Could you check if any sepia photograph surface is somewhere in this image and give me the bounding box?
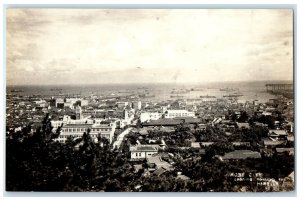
[5,8,294,192]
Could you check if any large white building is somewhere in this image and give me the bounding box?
[140,112,162,123]
[80,100,89,107]
[55,121,116,143]
[51,113,116,143]
[163,110,195,119]
[90,122,116,143]
[56,124,93,143]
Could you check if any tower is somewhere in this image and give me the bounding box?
[123,109,129,120]
[76,105,82,120]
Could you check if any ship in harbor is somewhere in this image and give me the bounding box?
[11,89,24,92]
[219,88,235,92]
[170,95,184,98]
[223,94,243,98]
[50,88,62,91]
[199,95,216,98]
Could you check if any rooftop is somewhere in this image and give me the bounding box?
[269,130,287,136]
[174,117,203,124]
[92,123,113,128]
[276,148,294,155]
[130,145,158,152]
[165,110,194,114]
[222,150,261,160]
[191,142,201,148]
[63,124,93,128]
[176,174,190,181]
[143,119,182,126]
[263,140,285,146]
[153,167,168,176]
[143,118,203,126]
[236,123,250,129]
[147,156,171,170]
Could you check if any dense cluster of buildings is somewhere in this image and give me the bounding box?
[6,84,294,191]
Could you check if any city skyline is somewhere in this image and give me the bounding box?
[6,9,293,85]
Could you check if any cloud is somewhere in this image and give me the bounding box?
[6,9,293,85]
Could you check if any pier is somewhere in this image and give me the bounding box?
[265,84,293,92]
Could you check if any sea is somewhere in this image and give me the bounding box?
[6,81,293,104]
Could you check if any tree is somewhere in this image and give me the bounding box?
[237,111,249,123]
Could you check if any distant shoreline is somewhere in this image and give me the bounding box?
[6,80,293,87]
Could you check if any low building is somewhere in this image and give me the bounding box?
[174,117,203,124]
[64,102,74,109]
[200,142,214,147]
[142,118,202,127]
[263,140,286,147]
[232,142,251,147]
[176,173,190,181]
[198,124,207,131]
[142,119,181,127]
[190,142,201,148]
[269,129,288,140]
[130,145,159,160]
[236,122,250,129]
[275,148,294,156]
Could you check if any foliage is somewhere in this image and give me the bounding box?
[6,115,135,191]
[6,114,294,192]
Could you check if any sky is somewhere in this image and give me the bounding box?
[6,9,293,85]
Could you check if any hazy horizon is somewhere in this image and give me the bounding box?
[6,9,293,85]
[6,79,294,87]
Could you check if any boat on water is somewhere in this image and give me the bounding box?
[170,95,184,98]
[139,94,155,98]
[191,88,203,91]
[220,88,235,92]
[11,89,24,92]
[144,95,155,98]
[223,94,243,98]
[200,95,216,98]
[50,88,62,91]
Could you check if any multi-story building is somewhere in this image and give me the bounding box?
[132,101,142,110]
[140,112,162,123]
[64,102,74,109]
[56,98,64,108]
[49,97,56,107]
[55,120,116,143]
[80,100,89,107]
[51,115,96,131]
[116,102,129,109]
[163,110,195,119]
[90,121,116,143]
[51,120,64,131]
[75,105,82,120]
[55,124,93,143]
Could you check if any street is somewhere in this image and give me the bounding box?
[112,127,133,150]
